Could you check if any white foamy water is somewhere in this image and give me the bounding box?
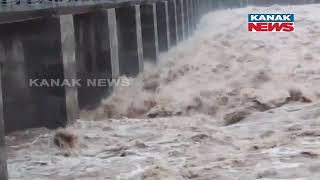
[7,4,320,180]
[84,4,320,123]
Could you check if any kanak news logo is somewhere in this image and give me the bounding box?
[248,14,294,32]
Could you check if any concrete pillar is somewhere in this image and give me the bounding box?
[202,0,207,14]
[156,1,170,52]
[205,0,210,12]
[60,15,79,123]
[208,0,214,11]
[181,0,186,40]
[195,0,200,21]
[183,0,190,38]
[207,0,210,12]
[212,0,219,9]
[188,0,194,33]
[168,0,178,46]
[236,0,242,7]
[116,5,143,76]
[164,1,170,49]
[141,3,159,62]
[176,0,184,41]
[107,8,120,78]
[239,0,244,7]
[0,62,7,180]
[193,0,199,27]
[245,0,249,7]
[136,5,144,72]
[210,0,214,11]
[197,0,201,16]
[217,0,223,9]
[199,0,205,15]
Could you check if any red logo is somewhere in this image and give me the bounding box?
[248,14,294,32]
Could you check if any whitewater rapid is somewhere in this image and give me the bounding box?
[7,4,320,180]
[81,4,320,125]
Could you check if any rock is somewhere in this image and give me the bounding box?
[260,130,275,138]
[256,170,277,179]
[53,128,78,149]
[224,110,251,126]
[301,151,318,158]
[298,130,320,137]
[287,89,312,103]
[131,140,148,148]
[146,106,173,118]
[251,99,272,111]
[287,125,303,132]
[143,80,160,91]
[191,133,210,142]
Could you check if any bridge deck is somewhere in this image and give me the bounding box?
[0,0,157,24]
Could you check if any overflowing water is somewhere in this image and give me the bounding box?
[84,4,320,124]
[7,4,320,180]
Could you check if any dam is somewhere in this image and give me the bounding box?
[1,0,320,179]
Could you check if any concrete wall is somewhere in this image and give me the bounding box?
[183,0,190,37]
[0,16,78,179]
[167,0,178,46]
[176,0,184,41]
[0,0,205,134]
[0,63,7,180]
[74,11,113,109]
[0,1,205,131]
[141,2,159,62]
[0,18,68,133]
[156,1,170,52]
[188,0,195,33]
[0,0,206,132]
[116,4,143,76]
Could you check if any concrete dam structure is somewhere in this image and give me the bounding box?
[0,0,220,135]
[0,0,320,179]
